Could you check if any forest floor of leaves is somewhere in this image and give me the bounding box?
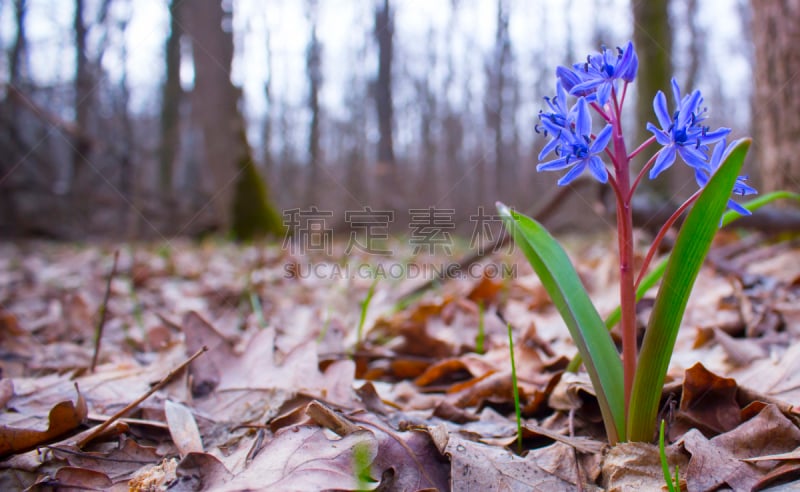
[0,230,799,491]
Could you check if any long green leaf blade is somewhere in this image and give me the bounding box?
[566,190,798,373]
[498,203,625,443]
[627,139,750,441]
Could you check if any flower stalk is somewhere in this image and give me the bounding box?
[509,40,757,442]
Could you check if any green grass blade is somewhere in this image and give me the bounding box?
[627,139,750,441]
[565,189,798,373]
[357,278,378,345]
[498,203,625,443]
[507,322,523,454]
[476,300,486,354]
[659,420,677,492]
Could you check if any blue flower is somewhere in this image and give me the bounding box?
[557,41,639,106]
[538,80,571,132]
[536,81,574,160]
[694,139,757,216]
[537,98,613,186]
[646,78,730,179]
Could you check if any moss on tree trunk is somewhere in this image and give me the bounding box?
[231,144,284,240]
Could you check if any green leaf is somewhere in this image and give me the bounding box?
[721,190,800,227]
[565,189,799,374]
[497,203,625,443]
[627,139,750,441]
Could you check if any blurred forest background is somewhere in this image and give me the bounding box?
[0,0,797,240]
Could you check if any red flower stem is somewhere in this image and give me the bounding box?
[590,101,612,123]
[634,190,701,289]
[610,90,637,417]
[628,135,657,162]
[629,148,660,199]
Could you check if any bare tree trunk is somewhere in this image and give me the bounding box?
[9,0,27,85]
[158,0,183,205]
[72,0,93,215]
[632,0,673,191]
[306,20,322,205]
[485,0,516,201]
[115,8,134,236]
[373,0,399,207]
[0,0,28,233]
[185,0,239,228]
[185,0,282,237]
[751,0,800,194]
[262,30,275,184]
[416,28,438,202]
[682,0,704,91]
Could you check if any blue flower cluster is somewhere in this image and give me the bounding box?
[646,78,729,178]
[535,41,756,213]
[536,42,638,186]
[556,41,638,106]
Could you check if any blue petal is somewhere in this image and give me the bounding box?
[571,79,602,96]
[575,98,591,137]
[540,117,565,136]
[694,168,709,187]
[650,145,676,178]
[653,91,671,129]
[557,66,583,92]
[647,123,672,146]
[618,41,638,81]
[671,78,682,105]
[555,80,568,109]
[588,156,608,183]
[726,199,752,216]
[678,145,708,169]
[734,179,758,196]
[538,136,561,161]
[557,161,587,186]
[708,139,727,169]
[700,127,731,145]
[677,90,703,129]
[590,124,613,153]
[537,157,571,171]
[596,82,613,106]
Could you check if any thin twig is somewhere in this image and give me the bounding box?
[78,346,208,449]
[91,250,120,372]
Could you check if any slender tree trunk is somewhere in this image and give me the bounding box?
[306,23,322,205]
[0,0,28,232]
[159,0,183,205]
[185,0,239,228]
[262,30,274,184]
[10,0,27,85]
[486,0,515,200]
[751,0,800,194]
[632,0,671,177]
[373,0,400,207]
[72,0,92,213]
[185,0,282,237]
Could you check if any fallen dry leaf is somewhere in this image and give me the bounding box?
[675,362,741,437]
[0,385,87,458]
[602,441,688,492]
[211,425,377,491]
[165,400,204,457]
[439,432,586,490]
[0,235,797,490]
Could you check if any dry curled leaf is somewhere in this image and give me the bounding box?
[0,385,86,458]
